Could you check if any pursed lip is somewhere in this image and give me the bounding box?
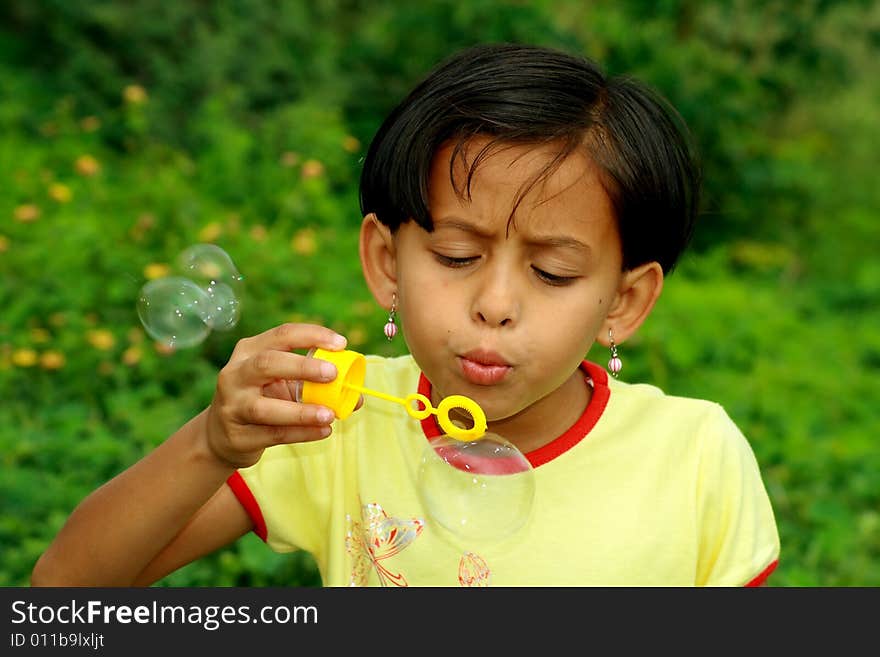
[458,349,513,385]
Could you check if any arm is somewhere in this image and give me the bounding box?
[31,323,348,587]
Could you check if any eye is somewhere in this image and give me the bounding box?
[434,253,480,268]
[532,266,578,286]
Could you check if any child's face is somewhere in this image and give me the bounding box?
[393,137,625,429]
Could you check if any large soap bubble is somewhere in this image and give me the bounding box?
[417,432,535,543]
[137,244,244,349]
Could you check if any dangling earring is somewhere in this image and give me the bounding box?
[383,293,398,341]
[607,329,622,378]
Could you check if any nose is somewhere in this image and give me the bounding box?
[471,262,519,327]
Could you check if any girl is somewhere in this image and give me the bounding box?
[32,43,779,587]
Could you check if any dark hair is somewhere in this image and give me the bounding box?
[359,43,701,274]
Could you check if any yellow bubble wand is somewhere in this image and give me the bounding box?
[300,349,487,441]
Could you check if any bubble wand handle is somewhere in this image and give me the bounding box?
[343,383,433,419]
[344,382,487,442]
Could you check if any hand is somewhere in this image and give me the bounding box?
[205,323,350,469]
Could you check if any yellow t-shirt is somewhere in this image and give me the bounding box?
[229,355,780,586]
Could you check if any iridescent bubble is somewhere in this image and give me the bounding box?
[417,432,535,543]
[136,244,244,349]
[137,276,212,349]
[176,244,244,330]
[199,281,240,331]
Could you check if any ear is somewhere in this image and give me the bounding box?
[359,213,398,309]
[596,261,664,346]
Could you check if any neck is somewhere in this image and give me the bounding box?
[486,369,591,454]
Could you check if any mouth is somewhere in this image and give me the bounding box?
[458,349,513,386]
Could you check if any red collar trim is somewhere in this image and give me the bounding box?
[418,360,610,468]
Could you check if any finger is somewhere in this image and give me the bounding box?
[267,424,334,445]
[240,397,337,427]
[240,349,339,387]
[263,379,295,402]
[234,323,347,358]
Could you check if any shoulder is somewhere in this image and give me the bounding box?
[605,377,757,463]
[606,377,734,433]
[609,381,771,507]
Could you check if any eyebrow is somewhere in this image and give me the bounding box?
[433,217,592,253]
[432,217,494,239]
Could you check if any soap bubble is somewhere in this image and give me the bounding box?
[137,244,244,349]
[417,432,535,543]
[176,244,244,330]
[137,277,212,349]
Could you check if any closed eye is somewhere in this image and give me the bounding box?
[533,266,578,286]
[434,253,480,268]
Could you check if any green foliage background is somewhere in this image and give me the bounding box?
[1,0,878,586]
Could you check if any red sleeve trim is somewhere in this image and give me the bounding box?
[226,471,268,542]
[745,559,778,587]
[418,360,610,468]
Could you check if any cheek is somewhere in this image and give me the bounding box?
[400,267,455,308]
[552,294,610,353]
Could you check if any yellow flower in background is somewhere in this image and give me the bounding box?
[48,313,67,327]
[347,326,367,347]
[0,235,9,253]
[280,151,300,168]
[154,341,175,356]
[225,213,241,235]
[352,300,376,317]
[75,154,101,177]
[87,329,116,351]
[291,228,318,256]
[249,225,268,242]
[143,263,171,280]
[123,84,148,104]
[40,351,66,370]
[136,213,156,230]
[198,221,223,242]
[29,328,50,343]
[49,183,72,203]
[342,136,361,153]
[14,204,40,222]
[130,213,156,241]
[12,349,38,367]
[80,116,101,132]
[122,346,142,366]
[127,328,145,344]
[300,159,325,179]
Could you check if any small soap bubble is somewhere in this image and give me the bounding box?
[177,244,244,291]
[137,276,212,349]
[200,281,240,330]
[417,432,535,543]
[177,244,244,330]
[136,244,244,349]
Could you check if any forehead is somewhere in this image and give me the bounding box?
[427,137,615,236]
